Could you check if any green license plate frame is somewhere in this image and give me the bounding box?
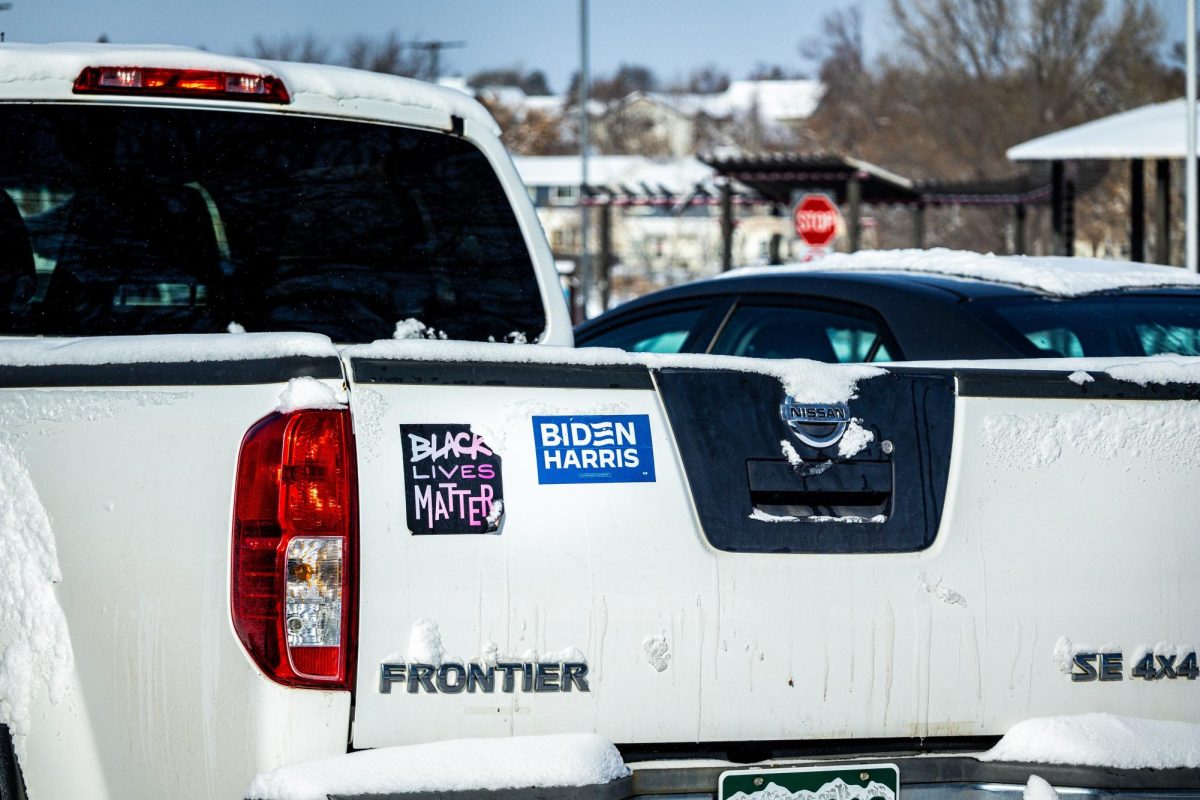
[718,762,900,800]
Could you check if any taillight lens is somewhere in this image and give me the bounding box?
[73,67,291,103]
[232,409,357,688]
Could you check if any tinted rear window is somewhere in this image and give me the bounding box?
[0,105,544,342]
[979,294,1200,358]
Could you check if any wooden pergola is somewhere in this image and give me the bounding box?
[1008,99,1188,263]
[700,152,1100,267]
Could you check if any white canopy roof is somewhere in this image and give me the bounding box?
[1007,99,1186,161]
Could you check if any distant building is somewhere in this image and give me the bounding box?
[449,78,825,156]
[512,155,802,305]
[610,80,825,154]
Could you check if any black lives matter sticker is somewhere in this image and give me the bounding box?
[400,424,503,535]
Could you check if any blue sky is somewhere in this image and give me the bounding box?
[8,1,1189,93]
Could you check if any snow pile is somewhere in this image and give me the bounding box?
[345,340,884,405]
[1105,357,1200,385]
[0,441,73,761]
[1067,370,1094,385]
[1050,637,1120,674]
[406,618,449,667]
[1024,775,1059,800]
[245,734,629,800]
[393,318,447,340]
[274,377,346,413]
[837,420,874,458]
[724,249,1200,296]
[981,714,1200,768]
[0,332,336,367]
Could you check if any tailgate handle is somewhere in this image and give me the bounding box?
[747,460,892,520]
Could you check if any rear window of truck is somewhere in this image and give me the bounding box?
[0,105,545,343]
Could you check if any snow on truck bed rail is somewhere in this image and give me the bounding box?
[344,339,885,403]
[725,248,1200,296]
[245,734,629,800]
[982,714,1200,770]
[0,332,338,367]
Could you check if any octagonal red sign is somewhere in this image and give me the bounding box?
[793,193,840,247]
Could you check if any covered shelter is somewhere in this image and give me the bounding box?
[700,152,916,267]
[700,152,1101,265]
[1007,99,1187,262]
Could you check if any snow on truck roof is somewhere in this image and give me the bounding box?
[0,42,498,132]
[725,248,1200,297]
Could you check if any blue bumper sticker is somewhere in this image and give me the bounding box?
[532,415,656,484]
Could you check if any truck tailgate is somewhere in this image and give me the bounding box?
[345,348,1200,751]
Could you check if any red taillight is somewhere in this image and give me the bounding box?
[73,66,291,104]
[232,409,357,689]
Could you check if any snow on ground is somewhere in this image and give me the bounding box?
[244,734,629,800]
[724,249,1200,296]
[0,332,336,367]
[981,714,1200,769]
[274,377,346,413]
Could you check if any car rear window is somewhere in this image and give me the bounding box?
[979,294,1200,357]
[0,105,544,343]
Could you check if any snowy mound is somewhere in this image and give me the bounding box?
[245,734,629,800]
[981,713,1200,769]
[726,248,1200,297]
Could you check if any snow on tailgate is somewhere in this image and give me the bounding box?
[725,248,1200,296]
[344,340,885,403]
[245,734,628,800]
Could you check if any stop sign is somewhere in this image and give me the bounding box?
[793,193,840,247]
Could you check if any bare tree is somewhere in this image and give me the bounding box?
[240,33,332,64]
[803,0,1180,254]
[344,32,425,78]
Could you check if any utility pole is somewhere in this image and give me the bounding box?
[577,0,591,321]
[411,39,465,82]
[1188,0,1197,272]
[0,3,13,43]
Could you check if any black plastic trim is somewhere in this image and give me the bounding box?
[952,369,1200,400]
[0,356,342,387]
[350,359,653,390]
[0,725,22,800]
[655,368,954,553]
[629,756,1200,795]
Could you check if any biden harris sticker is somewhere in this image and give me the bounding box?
[532,415,655,484]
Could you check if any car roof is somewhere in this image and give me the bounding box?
[0,42,498,133]
[722,248,1200,297]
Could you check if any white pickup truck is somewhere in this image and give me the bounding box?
[0,44,1197,800]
